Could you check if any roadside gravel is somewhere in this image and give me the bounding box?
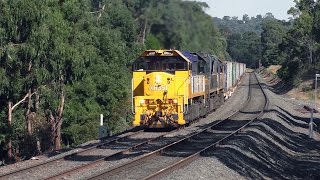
[161,157,246,180]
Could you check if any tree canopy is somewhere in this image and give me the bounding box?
[214,13,292,68]
[277,0,320,85]
[0,0,228,164]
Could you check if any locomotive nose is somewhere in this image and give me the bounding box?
[155,75,162,84]
[155,111,163,118]
[144,72,173,96]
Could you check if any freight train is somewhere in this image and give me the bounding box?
[132,50,246,128]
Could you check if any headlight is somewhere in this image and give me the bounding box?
[173,99,178,104]
[155,75,162,84]
[140,99,145,105]
[139,99,149,105]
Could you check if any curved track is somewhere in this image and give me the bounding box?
[0,73,252,180]
[40,77,251,179]
[87,72,268,180]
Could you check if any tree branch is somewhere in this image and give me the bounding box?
[11,92,36,111]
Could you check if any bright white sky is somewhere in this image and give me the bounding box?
[200,0,296,20]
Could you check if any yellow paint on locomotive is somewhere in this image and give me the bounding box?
[132,50,191,128]
[132,50,247,128]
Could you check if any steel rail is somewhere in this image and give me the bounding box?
[143,72,268,180]
[1,73,250,180]
[0,129,145,178]
[45,126,186,180]
[45,118,210,179]
[88,73,255,180]
[1,93,212,180]
[45,74,252,179]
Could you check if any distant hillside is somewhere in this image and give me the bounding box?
[213,13,293,68]
[213,13,293,37]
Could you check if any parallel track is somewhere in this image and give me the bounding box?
[88,72,267,180]
[1,73,251,180]
[41,76,250,180]
[45,110,214,179]
[0,109,202,179]
[0,128,145,179]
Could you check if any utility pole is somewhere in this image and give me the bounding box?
[310,74,320,138]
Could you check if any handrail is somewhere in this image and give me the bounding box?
[131,78,135,115]
[184,77,189,114]
[175,76,189,114]
[203,76,206,106]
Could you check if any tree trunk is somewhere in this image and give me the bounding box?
[6,92,36,161]
[139,18,147,45]
[7,102,13,161]
[46,109,55,151]
[54,90,65,150]
[36,136,41,154]
[26,89,32,136]
[35,93,41,154]
[35,93,40,111]
[55,120,62,150]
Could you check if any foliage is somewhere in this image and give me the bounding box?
[127,0,229,59]
[213,13,290,36]
[261,20,289,66]
[227,32,261,67]
[215,13,292,68]
[0,0,228,163]
[277,0,320,84]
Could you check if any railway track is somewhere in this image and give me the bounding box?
[44,116,210,179]
[33,80,248,179]
[0,73,251,180]
[0,111,203,179]
[0,128,146,179]
[40,75,250,180]
[87,72,267,180]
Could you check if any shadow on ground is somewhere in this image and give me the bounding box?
[259,73,293,95]
[203,106,320,180]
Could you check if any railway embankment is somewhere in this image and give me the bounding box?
[163,72,320,180]
[2,72,320,180]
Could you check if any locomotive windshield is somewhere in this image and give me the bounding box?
[133,56,188,72]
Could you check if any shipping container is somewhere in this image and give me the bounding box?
[232,62,236,87]
[225,62,233,90]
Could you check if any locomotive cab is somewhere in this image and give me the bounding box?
[132,50,190,128]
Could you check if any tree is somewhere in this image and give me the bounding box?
[261,20,288,66]
[0,0,49,161]
[227,32,261,67]
[243,14,250,23]
[277,0,320,84]
[0,0,231,164]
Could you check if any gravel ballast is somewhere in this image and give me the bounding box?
[67,74,251,180]
[1,73,250,180]
[163,72,320,180]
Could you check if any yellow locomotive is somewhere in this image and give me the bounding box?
[132,50,245,128]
